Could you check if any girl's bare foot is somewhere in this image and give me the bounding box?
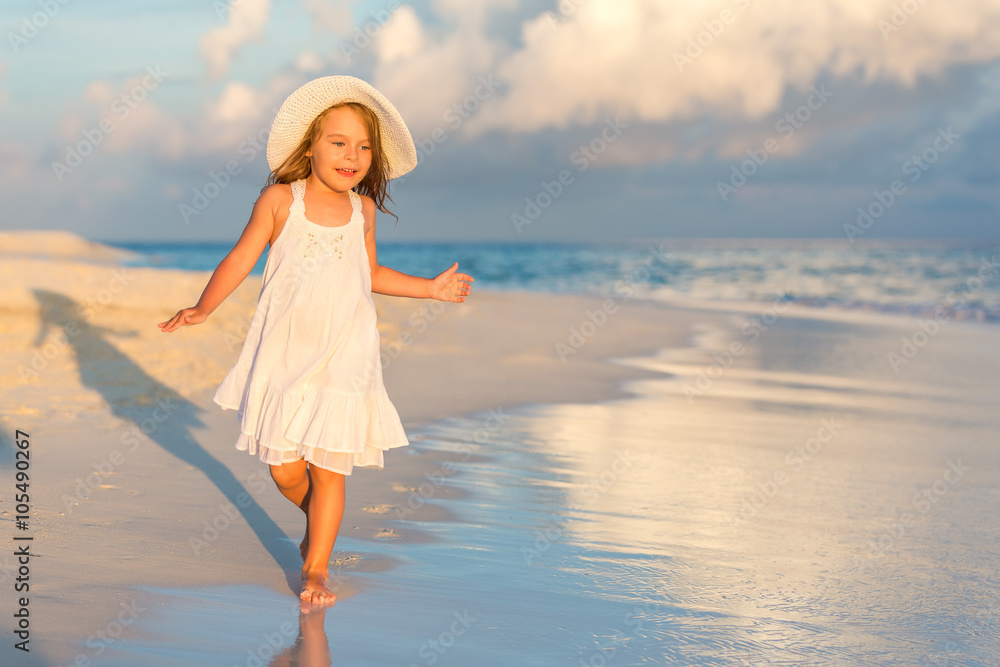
[300,570,336,606]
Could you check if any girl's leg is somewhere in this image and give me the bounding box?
[300,464,345,605]
[269,461,313,558]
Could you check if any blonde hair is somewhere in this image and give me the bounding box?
[264,102,397,222]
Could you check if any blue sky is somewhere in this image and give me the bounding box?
[1,0,999,243]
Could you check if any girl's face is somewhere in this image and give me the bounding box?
[305,106,373,191]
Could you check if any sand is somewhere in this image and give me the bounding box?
[0,231,725,664]
[1,231,997,665]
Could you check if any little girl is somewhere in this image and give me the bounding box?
[159,76,473,605]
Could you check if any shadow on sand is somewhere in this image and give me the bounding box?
[32,289,303,594]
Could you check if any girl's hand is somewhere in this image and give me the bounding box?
[158,307,208,332]
[429,262,474,302]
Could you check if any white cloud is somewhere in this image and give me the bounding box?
[370,0,516,137]
[199,0,271,79]
[50,72,186,162]
[475,0,1000,132]
[35,0,1000,186]
[367,0,1000,162]
[295,50,324,72]
[191,70,307,155]
[301,0,356,39]
[101,103,186,161]
[375,5,423,64]
[83,80,114,105]
[50,67,310,168]
[207,81,262,125]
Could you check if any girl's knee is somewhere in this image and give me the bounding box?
[308,464,345,486]
[269,462,306,488]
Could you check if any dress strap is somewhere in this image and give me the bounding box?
[347,189,362,222]
[290,179,306,211]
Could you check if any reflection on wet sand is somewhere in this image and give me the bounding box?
[509,317,1000,663]
[269,603,332,667]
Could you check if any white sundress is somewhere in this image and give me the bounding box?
[213,178,409,474]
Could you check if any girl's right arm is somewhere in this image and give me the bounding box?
[158,185,283,333]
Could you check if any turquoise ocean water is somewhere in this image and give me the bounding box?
[107,238,1000,321]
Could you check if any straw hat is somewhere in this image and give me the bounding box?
[266,75,418,179]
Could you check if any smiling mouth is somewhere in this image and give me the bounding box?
[336,168,357,175]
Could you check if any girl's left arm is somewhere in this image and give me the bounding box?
[363,197,473,302]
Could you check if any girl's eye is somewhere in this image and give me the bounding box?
[361,145,370,151]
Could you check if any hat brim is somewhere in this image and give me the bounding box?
[266,75,418,179]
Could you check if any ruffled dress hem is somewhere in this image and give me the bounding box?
[213,360,409,476]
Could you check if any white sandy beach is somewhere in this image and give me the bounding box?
[1,231,998,665]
